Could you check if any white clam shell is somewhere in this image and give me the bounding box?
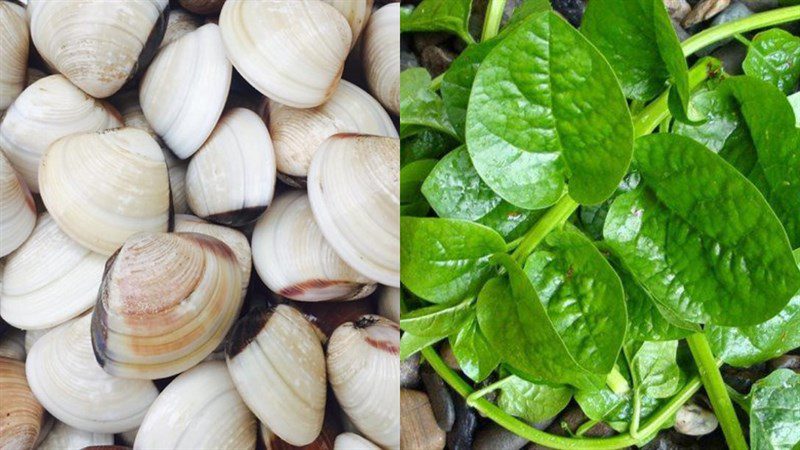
[252,191,376,302]
[0,74,122,192]
[25,68,48,88]
[140,23,232,159]
[38,127,170,256]
[364,3,400,115]
[225,305,326,446]
[134,361,257,450]
[24,327,52,354]
[321,0,372,47]
[37,421,114,450]
[159,7,201,49]
[0,151,36,257]
[1,356,45,449]
[219,0,352,108]
[0,2,28,110]
[26,315,159,433]
[334,432,380,450]
[1,213,105,330]
[0,328,26,361]
[307,135,400,287]
[28,0,168,98]
[185,107,276,226]
[327,315,400,450]
[378,287,400,323]
[267,80,398,180]
[91,232,243,379]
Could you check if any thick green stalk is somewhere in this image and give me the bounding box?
[606,366,631,395]
[481,0,508,42]
[511,195,579,263]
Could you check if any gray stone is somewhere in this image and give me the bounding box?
[768,354,800,372]
[420,46,457,77]
[664,0,692,21]
[420,364,456,432]
[738,0,779,12]
[401,353,421,389]
[711,1,753,27]
[474,424,529,450]
[711,41,748,75]
[671,18,691,42]
[447,394,478,450]
[674,403,719,436]
[683,0,731,27]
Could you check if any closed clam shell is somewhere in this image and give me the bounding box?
[38,127,170,256]
[185,107,276,226]
[0,357,45,449]
[219,0,352,108]
[25,68,48,88]
[159,8,201,49]
[24,327,51,354]
[0,151,36,257]
[28,0,168,98]
[140,23,232,159]
[134,361,257,450]
[307,135,400,287]
[225,305,326,446]
[0,74,122,192]
[0,328,26,361]
[321,0,372,46]
[252,191,376,302]
[0,2,28,110]
[363,3,400,115]
[334,432,380,450]
[178,0,225,15]
[266,80,397,182]
[327,315,400,449]
[91,232,243,379]
[1,213,105,330]
[37,421,114,450]
[26,315,159,433]
[378,287,400,323]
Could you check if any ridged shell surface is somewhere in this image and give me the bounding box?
[307,135,400,286]
[0,75,122,192]
[140,23,232,159]
[321,0,372,46]
[0,151,36,257]
[378,287,400,323]
[364,3,400,115]
[159,8,201,49]
[0,357,45,450]
[28,0,168,98]
[0,2,28,110]
[219,0,352,108]
[0,329,26,361]
[134,361,257,450]
[1,213,106,330]
[38,127,170,256]
[37,421,114,450]
[334,432,380,450]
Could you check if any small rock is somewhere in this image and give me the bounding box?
[420,364,456,432]
[738,0,779,11]
[401,353,421,389]
[473,423,529,450]
[711,1,753,26]
[674,403,719,436]
[401,389,447,450]
[440,341,461,371]
[671,18,691,42]
[722,363,767,393]
[642,430,692,450]
[412,32,451,55]
[470,0,490,40]
[683,0,731,27]
[401,49,419,71]
[768,354,800,373]
[421,46,457,77]
[710,41,747,75]
[447,393,478,450]
[545,404,616,438]
[664,0,691,21]
[552,0,586,28]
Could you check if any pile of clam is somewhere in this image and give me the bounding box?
[0,0,399,449]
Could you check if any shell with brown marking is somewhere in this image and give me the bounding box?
[0,356,45,449]
[363,3,399,115]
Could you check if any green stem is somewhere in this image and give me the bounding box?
[466,376,512,406]
[431,73,444,91]
[681,6,800,56]
[481,0,508,42]
[422,347,703,450]
[630,390,643,440]
[511,195,579,263]
[606,366,631,395]
[575,419,600,437]
[505,236,524,252]
[733,33,752,46]
[686,333,749,450]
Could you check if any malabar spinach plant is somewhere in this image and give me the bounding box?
[400,0,800,449]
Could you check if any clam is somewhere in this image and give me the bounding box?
[290,297,376,338]
[226,305,326,446]
[1,213,106,330]
[28,0,168,98]
[334,432,380,450]
[38,127,170,256]
[327,315,400,449]
[378,287,400,323]
[266,80,397,184]
[185,107,276,226]
[25,68,48,87]
[178,0,225,15]
[134,361,257,450]
[91,232,243,379]
[159,8,202,50]
[24,327,51,354]
[219,0,352,108]
[363,3,400,115]
[0,2,28,110]
[37,421,114,450]
[0,357,46,449]
[0,151,36,257]
[0,328,26,361]
[0,74,122,192]
[307,135,400,287]
[322,0,373,46]
[260,403,342,450]
[252,190,376,302]
[140,23,232,159]
[26,315,159,433]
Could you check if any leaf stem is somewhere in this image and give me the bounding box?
[732,33,752,46]
[511,195,579,263]
[575,419,600,437]
[481,0,508,42]
[606,365,631,395]
[430,73,444,91]
[686,333,749,450]
[466,375,512,406]
[630,390,643,440]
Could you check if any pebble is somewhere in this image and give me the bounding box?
[552,0,586,28]
[722,363,767,393]
[738,0,779,11]
[664,0,692,22]
[671,18,691,42]
[768,354,800,373]
[401,389,447,450]
[711,41,747,74]
[440,341,461,371]
[401,353,421,389]
[711,1,753,27]
[674,403,719,436]
[420,364,456,432]
[545,404,615,438]
[447,393,478,450]
[421,46,457,77]
[683,0,731,27]
[474,424,529,450]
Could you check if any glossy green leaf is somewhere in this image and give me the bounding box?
[400,298,473,337]
[603,133,800,326]
[441,40,501,138]
[401,129,459,167]
[749,369,800,450]
[628,340,681,399]
[742,29,800,95]
[400,332,443,360]
[450,312,500,382]
[400,0,474,44]
[400,159,436,217]
[788,92,800,126]
[506,0,552,26]
[401,217,505,304]
[497,376,572,424]
[400,68,458,139]
[465,11,633,209]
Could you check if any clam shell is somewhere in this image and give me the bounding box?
[26,316,158,434]
[185,107,276,226]
[37,421,114,450]
[0,328,26,361]
[0,74,122,192]
[334,432,380,450]
[25,68,48,88]
[321,0,373,47]
[159,8,201,49]
[307,135,400,286]
[1,213,105,330]
[134,361,257,450]
[28,0,168,98]
[0,2,28,110]
[0,151,36,257]
[378,287,400,323]
[140,23,232,159]
[363,3,400,115]
[178,0,225,15]
[91,232,243,379]
[219,0,352,108]
[38,127,170,256]
[226,305,326,446]
[24,327,51,354]
[327,315,400,449]
[266,80,397,180]
[252,191,376,302]
[0,357,45,449]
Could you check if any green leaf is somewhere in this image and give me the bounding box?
[603,133,800,326]
[507,0,552,26]
[401,129,459,167]
[628,340,681,399]
[400,159,437,217]
[497,376,572,424]
[465,11,633,209]
[400,0,474,44]
[400,298,473,337]
[749,369,800,450]
[400,217,505,304]
[449,312,500,382]
[400,68,458,139]
[523,228,627,375]
[742,29,800,95]
[422,147,544,240]
[788,92,800,127]
[400,332,443,360]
